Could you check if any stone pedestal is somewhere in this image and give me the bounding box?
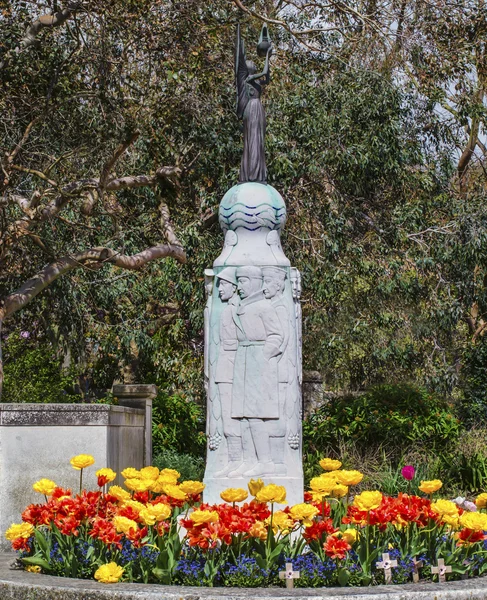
[203,183,303,506]
[0,401,150,551]
[112,383,156,466]
[302,371,324,418]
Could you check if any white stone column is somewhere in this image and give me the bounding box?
[203,183,303,506]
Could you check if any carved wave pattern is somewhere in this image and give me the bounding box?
[219,202,286,231]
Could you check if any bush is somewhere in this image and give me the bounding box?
[2,332,81,403]
[152,448,205,481]
[443,428,487,493]
[303,383,462,483]
[151,391,206,459]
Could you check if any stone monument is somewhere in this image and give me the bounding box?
[203,25,303,505]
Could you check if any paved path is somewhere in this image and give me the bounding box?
[2,553,487,600]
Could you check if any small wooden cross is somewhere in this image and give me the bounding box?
[377,553,398,584]
[431,559,452,583]
[279,562,300,589]
[412,557,423,583]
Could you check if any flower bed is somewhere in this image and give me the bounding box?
[6,456,487,587]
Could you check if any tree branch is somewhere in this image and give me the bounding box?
[21,2,83,49]
[99,131,140,190]
[10,164,58,188]
[458,117,481,183]
[6,118,39,166]
[2,165,182,260]
[232,0,388,46]
[36,166,181,220]
[1,243,187,320]
[158,198,182,246]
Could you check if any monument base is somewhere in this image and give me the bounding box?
[203,475,303,507]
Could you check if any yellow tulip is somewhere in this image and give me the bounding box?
[310,476,336,495]
[32,478,57,496]
[319,458,342,471]
[335,470,364,486]
[107,486,131,502]
[113,516,137,534]
[220,488,249,503]
[121,467,140,479]
[431,499,458,517]
[96,468,117,484]
[139,466,160,481]
[475,493,487,509]
[267,510,294,534]
[147,502,172,521]
[249,521,267,540]
[459,512,487,531]
[248,478,264,496]
[124,478,152,493]
[70,454,95,470]
[94,562,124,584]
[162,484,187,501]
[418,479,442,494]
[331,484,349,498]
[121,500,145,514]
[179,480,206,495]
[353,490,382,512]
[159,468,180,482]
[190,510,219,526]
[5,523,34,541]
[255,484,286,504]
[341,528,358,544]
[290,503,319,526]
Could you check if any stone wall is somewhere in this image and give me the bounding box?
[0,384,156,551]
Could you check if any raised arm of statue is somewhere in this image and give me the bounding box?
[246,46,271,85]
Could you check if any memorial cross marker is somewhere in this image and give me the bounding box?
[412,558,423,583]
[431,559,451,583]
[377,553,398,584]
[279,563,300,589]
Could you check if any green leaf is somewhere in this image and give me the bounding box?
[33,529,49,556]
[22,556,50,570]
[338,568,350,587]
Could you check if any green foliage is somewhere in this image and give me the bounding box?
[2,332,81,403]
[305,383,461,450]
[152,449,205,482]
[459,339,487,426]
[151,392,205,459]
[443,428,487,493]
[303,384,461,483]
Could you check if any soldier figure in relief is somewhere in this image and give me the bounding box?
[262,266,291,473]
[213,267,242,476]
[229,266,283,477]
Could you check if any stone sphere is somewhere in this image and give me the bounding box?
[219,182,286,234]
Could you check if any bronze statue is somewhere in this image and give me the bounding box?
[236,25,272,184]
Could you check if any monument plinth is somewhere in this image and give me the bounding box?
[203,186,303,503]
[203,26,303,505]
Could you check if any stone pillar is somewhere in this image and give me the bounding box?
[302,371,324,419]
[203,183,303,506]
[112,383,157,467]
[0,403,146,551]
